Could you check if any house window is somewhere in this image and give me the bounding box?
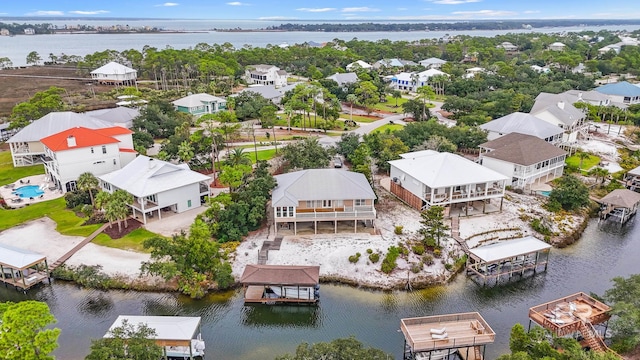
[145,194,157,203]
[322,200,332,208]
[306,200,315,208]
[113,159,116,165]
[91,147,94,154]
[276,207,294,217]
[188,199,192,207]
[102,145,107,154]
[355,199,366,206]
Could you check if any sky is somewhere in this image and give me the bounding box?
[1,0,640,21]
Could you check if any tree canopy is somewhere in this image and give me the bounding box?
[275,336,393,360]
[547,175,591,212]
[0,301,60,360]
[85,319,162,360]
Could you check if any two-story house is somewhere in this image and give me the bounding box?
[530,93,587,143]
[272,169,376,235]
[418,57,447,69]
[595,81,640,107]
[98,156,211,224]
[479,112,564,144]
[90,61,137,85]
[8,112,116,167]
[172,93,227,116]
[479,133,567,190]
[391,69,447,92]
[245,64,288,88]
[40,127,136,192]
[389,150,508,217]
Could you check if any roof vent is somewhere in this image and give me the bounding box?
[557,101,565,110]
[67,135,76,147]
[148,158,156,169]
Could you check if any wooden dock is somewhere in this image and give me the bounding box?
[458,346,483,360]
[49,223,109,271]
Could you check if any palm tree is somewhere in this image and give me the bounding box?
[227,148,251,166]
[577,152,590,171]
[346,94,357,123]
[589,166,609,186]
[177,140,194,164]
[77,172,99,208]
[416,85,435,120]
[112,190,133,231]
[391,90,402,108]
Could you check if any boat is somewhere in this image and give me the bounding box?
[268,284,320,300]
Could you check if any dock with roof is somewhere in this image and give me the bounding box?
[596,188,640,224]
[240,264,320,304]
[0,243,50,291]
[465,236,551,286]
[400,312,495,360]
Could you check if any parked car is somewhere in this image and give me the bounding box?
[334,157,343,168]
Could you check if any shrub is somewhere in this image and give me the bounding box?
[545,199,562,212]
[381,246,400,274]
[530,218,553,236]
[366,248,373,254]
[423,255,434,266]
[412,244,425,255]
[411,262,422,273]
[444,263,453,271]
[433,248,442,258]
[369,253,380,263]
[348,252,361,263]
[394,225,404,235]
[64,190,91,209]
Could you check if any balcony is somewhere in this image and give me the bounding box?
[278,207,376,221]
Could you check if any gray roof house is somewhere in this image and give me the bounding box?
[479,112,564,143]
[8,111,114,167]
[172,93,227,116]
[480,133,567,190]
[530,92,587,143]
[85,106,140,128]
[99,155,211,224]
[272,169,376,234]
[419,57,447,69]
[326,72,359,88]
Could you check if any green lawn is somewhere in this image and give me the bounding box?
[566,154,601,171]
[373,95,409,113]
[0,151,45,185]
[341,114,381,123]
[372,124,405,133]
[0,196,157,252]
[93,228,158,252]
[246,149,278,163]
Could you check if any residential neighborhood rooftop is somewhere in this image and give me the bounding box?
[8,112,115,143]
[595,81,640,97]
[40,127,131,151]
[239,264,320,286]
[480,133,567,166]
[479,112,564,140]
[172,93,226,108]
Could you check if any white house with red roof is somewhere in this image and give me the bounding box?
[40,127,135,192]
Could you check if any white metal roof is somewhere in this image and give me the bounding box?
[0,243,46,269]
[172,93,226,108]
[390,151,508,188]
[8,112,114,143]
[105,316,200,341]
[91,61,136,75]
[98,155,210,197]
[272,169,376,207]
[86,107,139,127]
[479,112,564,140]
[469,236,552,263]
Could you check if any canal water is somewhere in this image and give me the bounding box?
[0,218,638,360]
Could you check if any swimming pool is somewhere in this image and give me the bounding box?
[539,190,552,197]
[13,185,44,198]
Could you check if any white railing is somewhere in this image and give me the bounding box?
[283,210,376,220]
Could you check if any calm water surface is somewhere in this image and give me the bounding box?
[0,218,638,360]
[2,24,640,66]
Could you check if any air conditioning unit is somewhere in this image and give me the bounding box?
[393,177,399,183]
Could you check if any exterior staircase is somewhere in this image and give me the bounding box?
[578,321,621,358]
[450,216,469,253]
[258,236,283,265]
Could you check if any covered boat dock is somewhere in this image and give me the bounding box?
[597,189,640,224]
[240,264,320,304]
[466,236,551,286]
[105,315,205,359]
[400,312,495,360]
[0,243,50,291]
[528,292,618,356]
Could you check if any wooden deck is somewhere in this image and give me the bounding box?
[529,292,611,336]
[401,312,495,354]
[0,271,49,290]
[48,223,110,271]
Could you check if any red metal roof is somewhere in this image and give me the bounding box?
[41,127,121,151]
[97,126,133,136]
[119,148,137,153]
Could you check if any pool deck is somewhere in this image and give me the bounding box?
[1,174,65,208]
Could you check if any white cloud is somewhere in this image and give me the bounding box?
[452,9,518,17]
[68,10,110,15]
[428,0,481,4]
[296,8,336,12]
[155,2,179,7]
[25,10,64,16]
[397,7,408,11]
[258,16,299,20]
[341,7,380,12]
[523,10,540,14]
[227,1,249,5]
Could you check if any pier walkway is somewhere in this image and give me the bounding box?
[48,223,109,271]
